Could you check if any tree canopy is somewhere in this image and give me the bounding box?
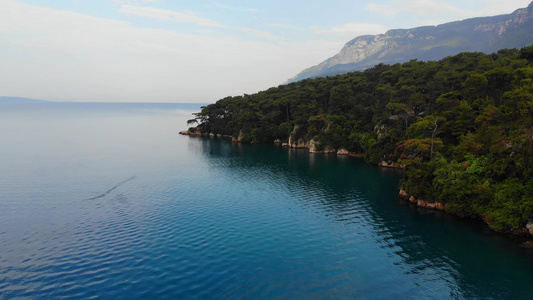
[189,46,533,233]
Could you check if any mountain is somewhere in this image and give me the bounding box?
[287,1,533,83]
[0,97,50,103]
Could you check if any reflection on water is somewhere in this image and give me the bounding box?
[192,136,533,299]
[1,103,533,299]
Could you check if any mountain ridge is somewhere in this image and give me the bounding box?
[287,1,533,83]
[0,96,50,103]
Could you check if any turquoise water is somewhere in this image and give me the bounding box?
[1,103,533,299]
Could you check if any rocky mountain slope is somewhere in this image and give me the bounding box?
[287,1,533,83]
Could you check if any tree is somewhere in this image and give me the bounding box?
[520,44,533,61]
[188,46,533,232]
[463,74,488,100]
[386,102,412,133]
[407,115,446,159]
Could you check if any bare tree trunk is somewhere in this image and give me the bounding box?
[430,119,438,159]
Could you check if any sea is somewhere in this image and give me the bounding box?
[1,102,533,299]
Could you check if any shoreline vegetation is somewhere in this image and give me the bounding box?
[183,45,533,240]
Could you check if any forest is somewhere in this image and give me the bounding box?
[187,45,533,234]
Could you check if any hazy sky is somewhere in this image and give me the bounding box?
[1,0,531,102]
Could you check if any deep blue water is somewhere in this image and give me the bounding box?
[1,103,533,299]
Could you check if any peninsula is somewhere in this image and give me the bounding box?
[184,46,533,237]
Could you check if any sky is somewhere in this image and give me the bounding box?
[1,0,531,103]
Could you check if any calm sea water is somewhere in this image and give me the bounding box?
[1,102,533,299]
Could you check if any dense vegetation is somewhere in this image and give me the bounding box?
[188,45,533,233]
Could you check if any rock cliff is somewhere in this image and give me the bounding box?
[287,1,533,83]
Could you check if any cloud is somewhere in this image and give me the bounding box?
[112,0,160,3]
[365,0,466,18]
[314,23,390,39]
[364,3,395,17]
[365,0,532,23]
[268,23,304,31]
[209,3,258,13]
[0,0,341,102]
[236,27,280,41]
[119,5,224,27]
[471,0,533,16]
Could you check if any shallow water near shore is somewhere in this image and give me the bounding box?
[1,102,533,299]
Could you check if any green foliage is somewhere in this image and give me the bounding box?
[189,44,533,231]
[520,45,533,61]
[483,178,533,230]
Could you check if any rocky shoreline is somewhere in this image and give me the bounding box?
[399,189,447,210]
[399,188,533,241]
[180,129,533,243]
[179,129,367,157]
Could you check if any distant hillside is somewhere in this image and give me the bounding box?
[287,1,533,83]
[0,97,50,103]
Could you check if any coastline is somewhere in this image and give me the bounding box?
[181,130,533,243]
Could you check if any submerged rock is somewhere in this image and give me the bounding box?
[521,240,533,248]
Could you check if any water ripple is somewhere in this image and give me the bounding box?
[2,108,533,299]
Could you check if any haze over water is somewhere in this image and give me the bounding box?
[1,103,533,299]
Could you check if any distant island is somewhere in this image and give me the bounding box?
[184,45,533,238]
[0,97,50,103]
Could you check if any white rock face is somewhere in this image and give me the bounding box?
[286,3,533,83]
[323,36,389,68]
[474,6,533,36]
[337,148,350,155]
[526,221,533,236]
[289,29,418,82]
[308,139,318,153]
